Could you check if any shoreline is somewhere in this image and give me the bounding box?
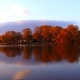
[0,42,79,46]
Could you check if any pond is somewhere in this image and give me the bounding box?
[0,44,80,80]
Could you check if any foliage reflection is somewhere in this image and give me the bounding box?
[0,45,80,63]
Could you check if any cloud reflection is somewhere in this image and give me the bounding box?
[13,69,31,80]
[39,63,46,67]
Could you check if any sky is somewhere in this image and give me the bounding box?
[0,0,80,23]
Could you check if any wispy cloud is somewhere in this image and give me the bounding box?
[39,19,47,21]
[0,9,11,23]
[0,5,31,23]
[13,69,31,80]
[11,5,31,16]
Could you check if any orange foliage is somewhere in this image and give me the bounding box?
[0,24,80,44]
[33,26,42,42]
[22,28,32,42]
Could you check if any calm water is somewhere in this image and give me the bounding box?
[0,44,80,80]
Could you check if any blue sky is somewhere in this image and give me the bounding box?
[0,0,80,23]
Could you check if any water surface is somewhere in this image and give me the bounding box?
[0,45,80,80]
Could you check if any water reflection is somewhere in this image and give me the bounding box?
[22,46,33,60]
[0,45,80,63]
[33,45,80,63]
[0,46,22,57]
[13,69,31,80]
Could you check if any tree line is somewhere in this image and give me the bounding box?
[0,24,80,44]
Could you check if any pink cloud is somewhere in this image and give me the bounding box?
[11,5,31,16]
[13,69,31,80]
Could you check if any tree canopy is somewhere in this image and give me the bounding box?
[0,24,80,44]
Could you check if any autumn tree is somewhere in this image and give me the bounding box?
[67,24,80,44]
[0,24,80,45]
[15,32,22,44]
[40,25,52,42]
[22,28,32,42]
[50,26,62,42]
[0,34,8,43]
[33,26,42,42]
[5,31,16,44]
[55,28,72,44]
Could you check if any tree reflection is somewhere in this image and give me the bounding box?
[0,46,22,57]
[33,45,80,63]
[22,45,32,60]
[0,45,80,63]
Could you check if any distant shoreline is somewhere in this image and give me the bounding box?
[0,42,79,45]
[4,42,55,45]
